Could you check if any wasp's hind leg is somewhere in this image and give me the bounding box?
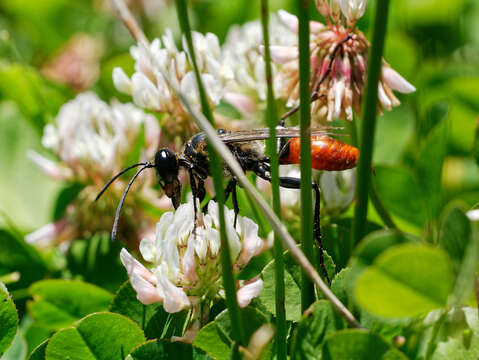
[255,165,331,285]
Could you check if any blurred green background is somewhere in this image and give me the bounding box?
[0,0,478,234]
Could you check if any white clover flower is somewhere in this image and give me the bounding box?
[31,92,160,181]
[27,92,162,248]
[271,9,416,123]
[221,15,296,115]
[113,29,230,137]
[121,199,265,313]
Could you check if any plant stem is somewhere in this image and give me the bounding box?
[175,0,245,345]
[298,0,316,312]
[352,0,391,247]
[260,1,286,358]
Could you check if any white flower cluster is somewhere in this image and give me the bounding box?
[121,199,264,313]
[221,16,296,114]
[113,29,230,119]
[30,92,160,182]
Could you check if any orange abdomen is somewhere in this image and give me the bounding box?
[279,136,359,171]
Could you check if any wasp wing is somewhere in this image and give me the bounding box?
[218,127,345,144]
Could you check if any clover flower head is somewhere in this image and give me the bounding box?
[26,92,161,248]
[270,9,415,123]
[221,15,296,115]
[121,199,264,313]
[113,29,229,138]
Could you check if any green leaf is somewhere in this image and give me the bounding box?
[28,280,112,330]
[473,117,479,167]
[1,330,27,360]
[128,339,213,360]
[355,229,418,267]
[322,329,407,359]
[323,218,382,270]
[430,307,479,359]
[439,205,471,270]
[52,182,84,220]
[0,63,68,131]
[0,282,18,356]
[373,165,427,226]
[66,234,127,292]
[28,339,48,360]
[354,244,454,318]
[194,322,231,360]
[439,204,479,305]
[290,300,346,359]
[0,230,46,289]
[109,281,188,339]
[215,306,268,345]
[330,267,354,307]
[45,312,145,360]
[415,121,448,220]
[259,248,335,321]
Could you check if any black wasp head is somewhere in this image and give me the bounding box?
[154,149,181,209]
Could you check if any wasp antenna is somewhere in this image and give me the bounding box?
[95,162,148,202]
[111,163,154,241]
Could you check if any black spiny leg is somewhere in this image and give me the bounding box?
[187,168,199,230]
[255,165,331,285]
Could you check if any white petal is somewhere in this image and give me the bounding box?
[267,46,298,64]
[340,0,368,22]
[238,217,263,266]
[201,73,222,105]
[467,209,479,222]
[237,278,263,308]
[120,248,156,284]
[182,233,197,280]
[382,66,416,94]
[278,10,298,33]
[207,228,221,257]
[227,223,242,261]
[139,238,156,263]
[28,151,72,180]
[155,264,190,313]
[130,271,162,305]
[333,80,345,119]
[113,67,133,95]
[24,220,67,248]
[378,82,392,109]
[131,73,161,110]
[222,92,256,115]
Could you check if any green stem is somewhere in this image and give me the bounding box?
[351,0,391,248]
[175,0,245,345]
[260,1,286,358]
[298,0,315,312]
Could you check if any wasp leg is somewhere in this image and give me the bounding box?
[255,165,331,285]
[230,179,239,228]
[187,168,200,232]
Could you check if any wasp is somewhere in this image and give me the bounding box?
[96,127,359,284]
